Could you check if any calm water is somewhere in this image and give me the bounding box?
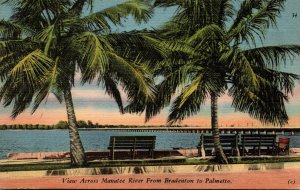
[0,130,299,159]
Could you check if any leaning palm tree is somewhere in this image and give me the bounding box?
[127,0,300,163]
[0,0,157,166]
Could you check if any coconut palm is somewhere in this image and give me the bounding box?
[0,0,157,166]
[127,0,300,163]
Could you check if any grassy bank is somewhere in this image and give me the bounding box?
[2,157,300,172]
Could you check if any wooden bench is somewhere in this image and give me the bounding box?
[240,134,277,156]
[197,134,240,157]
[108,136,156,160]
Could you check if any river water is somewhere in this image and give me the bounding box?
[0,130,299,159]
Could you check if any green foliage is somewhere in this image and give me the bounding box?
[81,0,153,30]
[0,0,156,120]
[54,121,68,129]
[0,1,158,166]
[129,0,300,127]
[77,120,87,128]
[0,121,189,130]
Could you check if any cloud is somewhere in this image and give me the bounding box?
[289,85,300,100]
[44,88,127,103]
[218,94,233,104]
[1,105,298,128]
[0,77,299,126]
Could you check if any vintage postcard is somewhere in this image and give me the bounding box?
[0,0,300,189]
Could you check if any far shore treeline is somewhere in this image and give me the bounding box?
[0,121,186,130]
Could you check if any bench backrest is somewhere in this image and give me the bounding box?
[241,134,276,146]
[199,134,239,148]
[109,136,156,149]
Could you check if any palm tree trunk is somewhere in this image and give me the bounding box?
[64,87,87,167]
[211,92,228,164]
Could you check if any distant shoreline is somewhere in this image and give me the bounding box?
[1,126,300,131]
[1,120,299,130]
[1,120,300,131]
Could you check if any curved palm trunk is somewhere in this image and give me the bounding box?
[64,87,87,167]
[211,92,228,164]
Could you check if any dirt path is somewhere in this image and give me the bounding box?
[1,168,300,189]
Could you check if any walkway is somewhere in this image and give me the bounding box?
[1,168,299,189]
[1,149,300,189]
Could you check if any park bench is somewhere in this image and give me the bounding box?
[108,136,156,160]
[240,134,277,156]
[197,134,240,157]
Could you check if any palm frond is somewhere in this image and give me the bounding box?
[244,45,300,68]
[102,74,124,114]
[0,20,22,39]
[146,59,195,121]
[10,88,35,118]
[168,80,208,124]
[0,39,37,81]
[106,30,168,63]
[229,81,289,126]
[217,0,234,28]
[0,39,35,57]
[188,24,224,47]
[230,0,263,31]
[72,32,111,83]
[8,0,70,30]
[154,0,182,7]
[175,0,209,29]
[69,0,88,15]
[168,67,226,124]
[255,68,300,95]
[10,49,54,88]
[168,0,232,30]
[124,58,195,121]
[221,48,259,90]
[0,74,35,118]
[109,52,156,103]
[31,57,62,113]
[35,24,57,55]
[180,74,203,107]
[229,0,286,46]
[0,39,38,81]
[80,0,153,31]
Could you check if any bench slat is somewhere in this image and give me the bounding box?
[108,146,154,149]
[197,134,239,157]
[241,134,276,156]
[198,134,277,157]
[108,136,156,160]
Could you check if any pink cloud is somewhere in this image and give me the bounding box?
[1,106,298,128]
[72,89,127,101]
[44,88,128,102]
[217,94,233,104]
[0,83,299,127]
[289,85,300,100]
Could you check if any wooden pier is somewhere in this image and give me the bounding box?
[80,127,300,135]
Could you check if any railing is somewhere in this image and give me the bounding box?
[80,127,300,135]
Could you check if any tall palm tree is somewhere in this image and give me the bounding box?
[0,0,157,166]
[127,0,300,163]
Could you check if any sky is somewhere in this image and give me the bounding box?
[0,0,299,127]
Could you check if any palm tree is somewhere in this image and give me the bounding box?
[0,0,157,166]
[127,0,300,163]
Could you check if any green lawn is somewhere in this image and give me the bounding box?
[1,157,300,172]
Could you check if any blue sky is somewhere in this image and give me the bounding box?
[0,0,299,127]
